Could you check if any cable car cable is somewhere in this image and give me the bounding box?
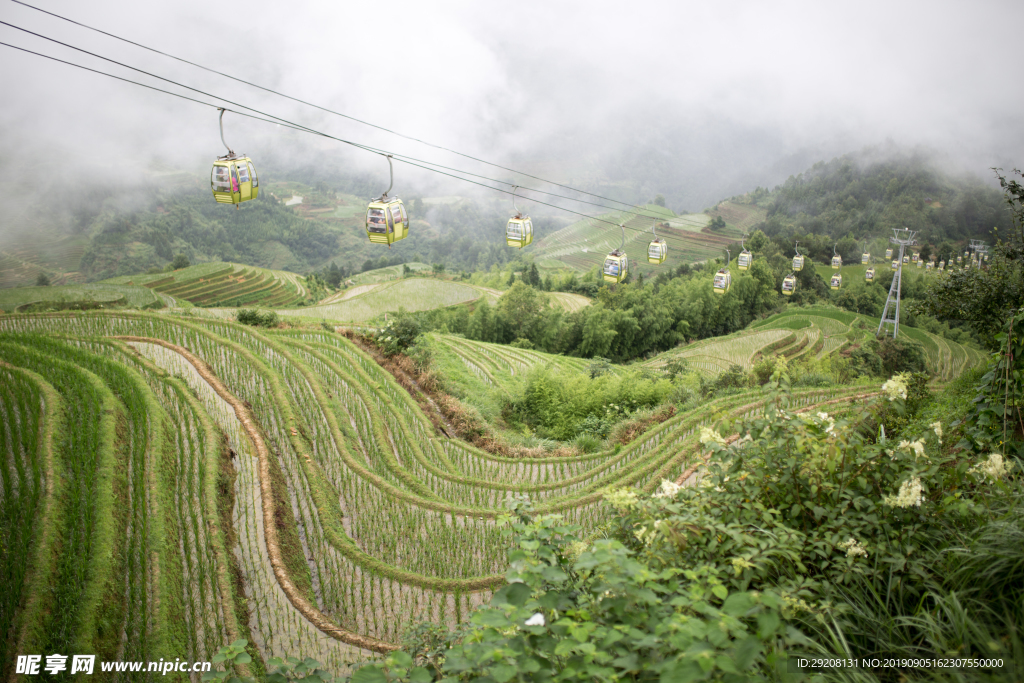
[9,0,699,222]
[0,17,707,229]
[0,37,717,241]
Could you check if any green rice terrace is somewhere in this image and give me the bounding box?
[0,309,926,675]
[102,262,308,308]
[644,306,983,381]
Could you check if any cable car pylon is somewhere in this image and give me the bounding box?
[877,228,917,339]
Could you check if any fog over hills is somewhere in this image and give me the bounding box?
[2,0,1023,237]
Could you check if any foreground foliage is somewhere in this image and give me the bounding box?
[348,369,1021,682]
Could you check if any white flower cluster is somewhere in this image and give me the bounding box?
[884,476,924,508]
[837,537,868,558]
[930,421,943,444]
[882,374,908,401]
[699,427,726,447]
[969,453,1013,481]
[897,438,927,460]
[653,479,682,499]
[816,411,836,434]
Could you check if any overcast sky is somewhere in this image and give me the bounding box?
[1,0,1022,209]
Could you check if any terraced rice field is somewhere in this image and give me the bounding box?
[278,278,495,323]
[548,292,591,312]
[103,262,307,308]
[531,204,735,272]
[0,310,896,675]
[748,307,984,381]
[646,307,982,381]
[0,234,89,287]
[0,283,164,313]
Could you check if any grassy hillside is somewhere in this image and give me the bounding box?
[276,277,494,323]
[531,204,743,274]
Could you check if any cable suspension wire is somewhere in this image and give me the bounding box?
[0,16,706,228]
[9,0,705,222]
[0,36,728,244]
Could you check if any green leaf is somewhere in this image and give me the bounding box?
[389,651,413,668]
[711,584,728,600]
[490,664,518,683]
[409,667,432,683]
[350,666,388,683]
[493,582,532,607]
[474,609,512,628]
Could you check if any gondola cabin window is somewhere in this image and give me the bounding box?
[212,166,231,192]
[248,162,258,187]
[368,207,390,234]
[604,258,621,277]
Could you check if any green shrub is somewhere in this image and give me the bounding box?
[236,308,278,327]
[510,366,673,441]
[373,316,422,356]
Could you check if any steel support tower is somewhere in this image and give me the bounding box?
[969,239,989,266]
[877,228,918,339]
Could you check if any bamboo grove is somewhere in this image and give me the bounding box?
[0,311,897,677]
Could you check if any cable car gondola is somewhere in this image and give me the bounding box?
[956,255,962,265]
[865,267,875,282]
[782,273,796,296]
[713,249,732,295]
[647,218,667,264]
[365,155,409,247]
[902,255,910,264]
[831,244,842,269]
[911,252,919,262]
[925,261,933,271]
[916,259,923,269]
[737,236,752,271]
[211,109,259,208]
[505,187,533,249]
[792,241,805,272]
[861,242,870,265]
[938,260,945,271]
[603,224,629,284]
[891,259,899,271]
[885,248,893,260]
[831,273,842,290]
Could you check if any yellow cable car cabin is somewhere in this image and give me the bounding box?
[891,259,899,271]
[603,250,628,283]
[956,255,962,265]
[506,217,533,248]
[792,254,805,271]
[366,198,409,246]
[831,255,842,269]
[782,274,796,296]
[885,248,893,260]
[861,252,871,265]
[211,157,259,207]
[865,267,875,282]
[916,259,923,269]
[830,273,842,290]
[912,252,920,262]
[738,249,752,271]
[647,238,667,264]
[938,260,945,271]
[925,261,934,271]
[713,268,732,295]
[902,255,910,264]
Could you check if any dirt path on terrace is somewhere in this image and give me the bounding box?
[114,336,397,653]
